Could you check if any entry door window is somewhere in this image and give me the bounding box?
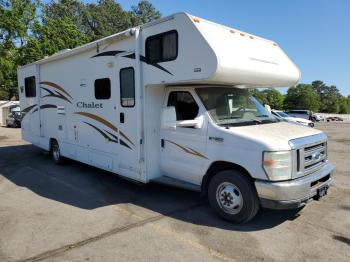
[120,67,135,107]
[167,91,199,120]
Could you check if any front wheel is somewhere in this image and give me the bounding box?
[208,170,260,223]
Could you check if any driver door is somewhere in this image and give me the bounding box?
[160,90,208,185]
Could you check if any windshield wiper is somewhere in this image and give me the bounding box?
[218,116,242,120]
[256,114,270,118]
[250,119,262,124]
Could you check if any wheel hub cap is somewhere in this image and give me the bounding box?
[216,182,243,214]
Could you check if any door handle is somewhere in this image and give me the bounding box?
[120,112,125,123]
[161,139,165,148]
[209,136,224,142]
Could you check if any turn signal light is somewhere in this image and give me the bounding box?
[263,159,275,166]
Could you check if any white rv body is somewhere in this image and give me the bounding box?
[18,13,332,222]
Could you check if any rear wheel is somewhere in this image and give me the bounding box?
[208,170,260,223]
[51,140,64,165]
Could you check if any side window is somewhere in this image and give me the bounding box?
[25,76,36,97]
[146,30,178,63]
[95,78,111,99]
[167,91,199,121]
[120,67,135,107]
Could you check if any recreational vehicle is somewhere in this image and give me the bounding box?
[18,13,333,223]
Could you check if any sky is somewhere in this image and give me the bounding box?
[79,0,350,96]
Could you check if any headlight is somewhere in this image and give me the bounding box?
[263,151,292,181]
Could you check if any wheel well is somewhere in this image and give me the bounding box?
[201,161,253,197]
[49,138,57,152]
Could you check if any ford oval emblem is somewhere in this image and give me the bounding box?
[312,152,321,160]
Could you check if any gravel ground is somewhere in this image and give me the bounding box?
[0,123,349,262]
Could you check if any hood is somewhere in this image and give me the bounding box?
[226,122,322,151]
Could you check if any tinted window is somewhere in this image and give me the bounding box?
[95,78,111,99]
[25,76,36,97]
[167,91,199,120]
[120,67,135,107]
[146,30,178,63]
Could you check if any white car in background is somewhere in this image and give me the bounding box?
[272,110,314,127]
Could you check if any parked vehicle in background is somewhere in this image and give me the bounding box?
[271,110,314,127]
[326,116,343,122]
[18,13,333,223]
[287,110,312,120]
[313,114,324,122]
[6,106,22,128]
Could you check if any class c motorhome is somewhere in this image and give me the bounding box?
[18,13,333,223]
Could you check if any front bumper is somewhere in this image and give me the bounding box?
[255,163,333,209]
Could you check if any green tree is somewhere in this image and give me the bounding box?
[0,0,162,100]
[250,89,268,105]
[261,89,284,109]
[284,84,320,112]
[131,0,161,25]
[0,0,41,99]
[84,0,135,41]
[250,88,284,110]
[44,0,87,32]
[0,0,40,47]
[25,17,88,60]
[311,80,341,113]
[0,44,19,99]
[338,96,350,114]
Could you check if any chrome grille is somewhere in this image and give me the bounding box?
[296,142,327,177]
[289,134,328,179]
[304,142,326,169]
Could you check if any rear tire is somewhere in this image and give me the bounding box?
[208,170,260,223]
[51,140,64,165]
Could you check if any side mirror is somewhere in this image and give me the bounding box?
[264,104,271,113]
[176,115,204,129]
[161,106,177,131]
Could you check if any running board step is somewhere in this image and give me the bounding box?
[151,176,201,192]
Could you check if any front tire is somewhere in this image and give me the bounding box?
[208,170,260,223]
[51,140,64,165]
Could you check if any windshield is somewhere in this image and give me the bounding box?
[195,87,278,126]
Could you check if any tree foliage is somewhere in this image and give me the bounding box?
[311,80,341,113]
[283,84,320,112]
[131,0,161,25]
[0,0,160,100]
[252,83,349,114]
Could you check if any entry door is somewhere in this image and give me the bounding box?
[116,56,140,178]
[160,90,208,185]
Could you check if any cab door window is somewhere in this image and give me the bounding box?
[167,91,199,120]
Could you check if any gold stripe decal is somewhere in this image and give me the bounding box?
[164,140,208,160]
[75,112,135,146]
[21,104,37,114]
[41,87,72,103]
[40,81,73,99]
